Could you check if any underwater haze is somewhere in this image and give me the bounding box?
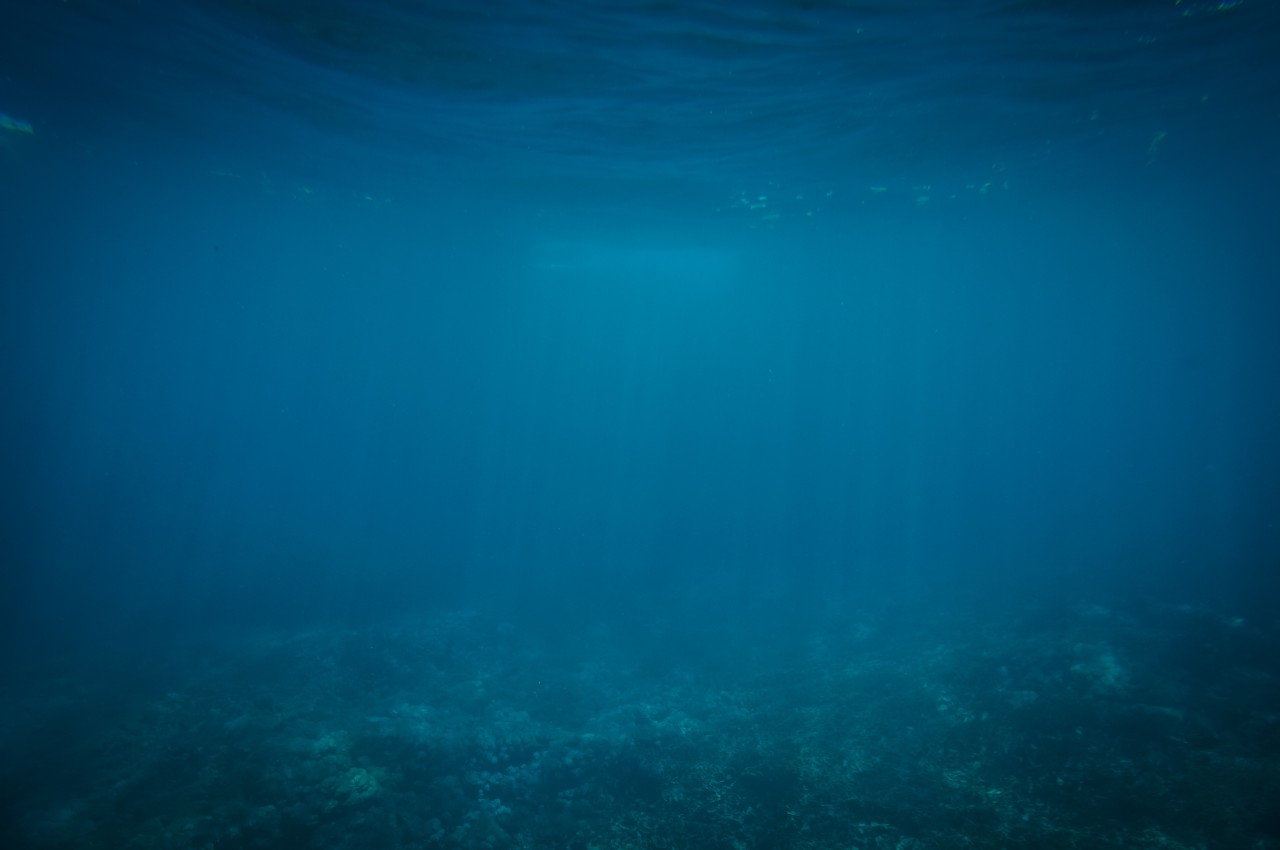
[2,2,1279,848]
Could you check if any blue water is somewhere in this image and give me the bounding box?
[2,2,1278,848]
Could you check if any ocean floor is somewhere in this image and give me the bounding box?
[2,598,1278,850]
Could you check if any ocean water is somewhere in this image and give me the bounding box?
[2,1,1279,848]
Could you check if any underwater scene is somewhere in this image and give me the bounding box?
[2,1,1279,849]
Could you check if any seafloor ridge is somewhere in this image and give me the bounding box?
[3,599,1277,850]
